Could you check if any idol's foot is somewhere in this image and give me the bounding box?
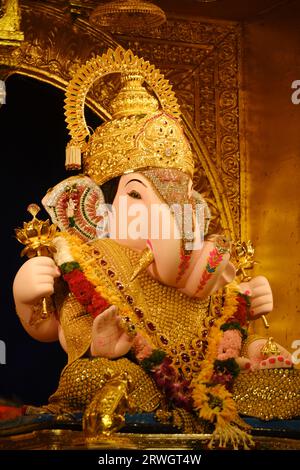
[259,355,293,369]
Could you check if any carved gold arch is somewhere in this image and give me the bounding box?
[0,0,242,239]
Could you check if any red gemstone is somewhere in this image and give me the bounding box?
[181,353,190,363]
[191,350,196,357]
[202,329,208,338]
[209,318,215,327]
[215,307,222,317]
[160,336,168,345]
[100,259,107,266]
[134,307,143,319]
[126,295,134,305]
[108,269,115,277]
[147,321,156,331]
[116,281,124,290]
[93,249,100,255]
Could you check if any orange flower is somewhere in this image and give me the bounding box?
[192,383,208,410]
[199,384,237,426]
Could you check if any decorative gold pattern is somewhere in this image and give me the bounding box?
[52,236,211,401]
[123,244,212,380]
[0,0,24,46]
[0,2,242,240]
[110,73,159,118]
[64,46,197,183]
[121,23,242,238]
[89,0,167,32]
[129,247,154,282]
[260,337,281,357]
[64,46,181,146]
[85,110,195,185]
[233,368,300,420]
[155,408,210,434]
[46,357,161,415]
[56,285,93,364]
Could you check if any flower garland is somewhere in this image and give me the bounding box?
[53,233,254,449]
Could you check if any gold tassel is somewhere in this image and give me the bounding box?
[130,247,154,282]
[208,423,255,450]
[66,141,81,170]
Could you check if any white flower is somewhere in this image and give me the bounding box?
[52,236,74,266]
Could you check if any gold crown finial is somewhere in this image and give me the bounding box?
[64,47,194,183]
[110,73,159,118]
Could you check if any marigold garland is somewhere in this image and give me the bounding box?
[53,233,254,448]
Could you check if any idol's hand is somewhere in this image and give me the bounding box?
[90,305,134,359]
[13,257,61,305]
[239,276,273,319]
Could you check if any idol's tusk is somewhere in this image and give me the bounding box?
[130,247,154,282]
[262,314,269,329]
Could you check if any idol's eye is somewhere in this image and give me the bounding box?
[128,190,142,199]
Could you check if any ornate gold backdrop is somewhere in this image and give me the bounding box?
[1,0,300,354]
[0,0,243,241]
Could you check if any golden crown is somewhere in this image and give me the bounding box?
[64,47,194,185]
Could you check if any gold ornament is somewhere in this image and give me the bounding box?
[64,46,194,184]
[233,368,300,420]
[260,337,281,357]
[15,204,59,325]
[0,0,24,47]
[89,0,166,33]
[232,240,269,329]
[15,204,58,258]
[129,247,154,282]
[83,373,134,437]
[232,240,255,282]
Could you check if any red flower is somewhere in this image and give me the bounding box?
[87,293,110,318]
[64,269,86,285]
[234,296,249,325]
[64,269,96,306]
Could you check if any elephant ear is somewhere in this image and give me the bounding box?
[42,175,107,241]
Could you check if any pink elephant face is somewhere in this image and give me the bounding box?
[106,169,214,289]
[109,170,193,252]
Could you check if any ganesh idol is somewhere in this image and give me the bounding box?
[12,47,296,448]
